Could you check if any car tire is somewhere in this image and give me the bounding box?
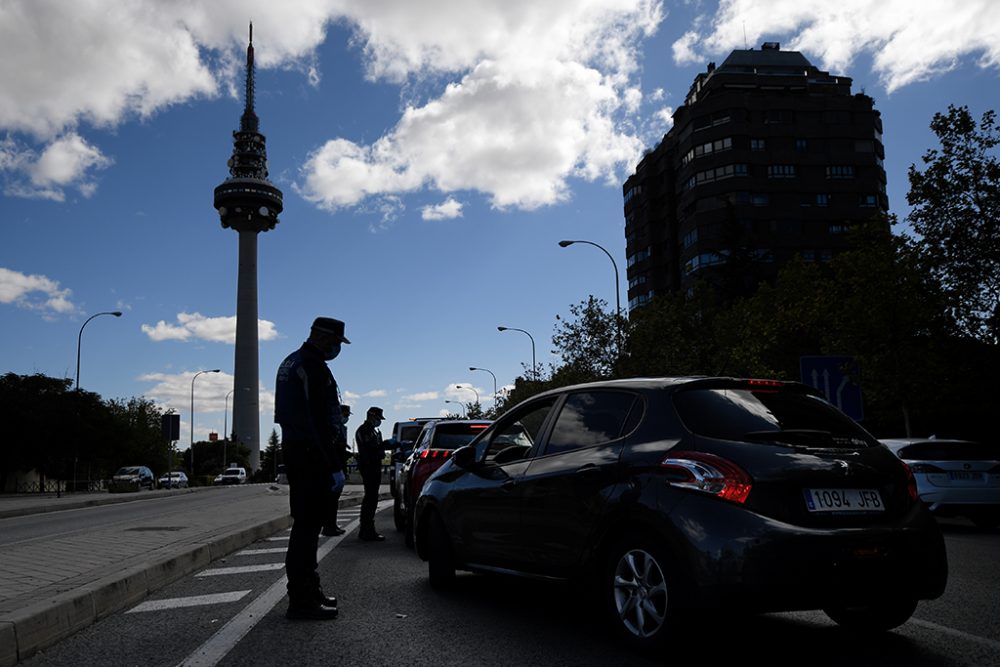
[404,500,416,549]
[393,495,406,532]
[823,596,918,632]
[604,538,682,652]
[427,511,455,590]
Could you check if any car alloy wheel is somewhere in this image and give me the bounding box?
[427,511,455,589]
[607,542,676,647]
[393,495,406,532]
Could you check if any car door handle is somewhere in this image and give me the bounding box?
[576,465,601,478]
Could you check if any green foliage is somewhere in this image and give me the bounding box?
[907,105,1000,341]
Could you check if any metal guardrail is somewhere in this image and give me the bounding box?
[14,480,106,493]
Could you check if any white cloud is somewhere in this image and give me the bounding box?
[0,266,76,315]
[0,133,111,201]
[674,0,1000,92]
[405,391,440,402]
[142,312,279,344]
[422,197,464,220]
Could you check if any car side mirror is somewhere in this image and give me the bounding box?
[452,445,478,469]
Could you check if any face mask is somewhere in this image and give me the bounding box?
[323,341,341,361]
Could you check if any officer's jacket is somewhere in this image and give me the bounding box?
[354,422,385,469]
[274,342,344,473]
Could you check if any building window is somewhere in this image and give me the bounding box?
[816,193,831,207]
[820,250,833,262]
[627,247,651,268]
[685,252,727,275]
[682,228,698,249]
[767,165,796,178]
[751,193,770,206]
[628,274,647,290]
[795,139,808,152]
[682,137,733,165]
[854,140,875,152]
[628,291,654,310]
[826,165,855,179]
[623,185,643,205]
[764,109,793,124]
[829,223,849,234]
[822,110,851,124]
[859,194,878,207]
[693,110,732,131]
[801,250,816,262]
[684,163,748,191]
[751,138,766,152]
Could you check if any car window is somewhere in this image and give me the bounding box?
[482,398,558,460]
[898,441,996,461]
[673,388,876,447]
[544,391,638,455]
[428,423,491,450]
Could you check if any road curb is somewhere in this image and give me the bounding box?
[1,492,385,666]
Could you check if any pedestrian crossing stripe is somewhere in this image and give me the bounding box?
[196,563,285,576]
[265,536,289,541]
[127,591,251,613]
[236,547,287,556]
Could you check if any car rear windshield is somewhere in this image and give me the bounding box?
[673,387,876,448]
[898,441,998,461]
[398,424,423,444]
[116,467,141,475]
[429,423,489,450]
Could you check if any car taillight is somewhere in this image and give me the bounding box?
[659,452,752,504]
[419,449,452,460]
[900,461,919,504]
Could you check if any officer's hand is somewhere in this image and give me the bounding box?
[331,470,346,494]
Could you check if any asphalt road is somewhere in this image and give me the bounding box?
[13,504,1000,667]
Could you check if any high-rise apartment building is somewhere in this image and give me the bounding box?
[623,43,887,310]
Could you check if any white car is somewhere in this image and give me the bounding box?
[881,437,1000,528]
[215,467,248,485]
[157,471,189,489]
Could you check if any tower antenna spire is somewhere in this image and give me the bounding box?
[241,21,257,131]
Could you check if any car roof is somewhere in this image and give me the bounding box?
[880,438,979,449]
[524,376,819,402]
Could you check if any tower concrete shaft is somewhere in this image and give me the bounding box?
[213,23,282,471]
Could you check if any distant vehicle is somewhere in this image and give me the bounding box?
[275,464,288,485]
[109,466,155,493]
[157,471,189,489]
[413,377,948,651]
[214,467,247,485]
[388,418,440,498]
[881,437,1000,528]
[395,419,492,546]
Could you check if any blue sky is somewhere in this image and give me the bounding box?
[2,0,998,455]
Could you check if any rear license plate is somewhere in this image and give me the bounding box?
[803,488,884,513]
[948,471,982,481]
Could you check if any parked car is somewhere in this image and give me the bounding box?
[388,418,440,498]
[214,467,248,485]
[395,419,492,545]
[157,471,189,489]
[881,437,1000,528]
[413,377,948,651]
[109,466,156,492]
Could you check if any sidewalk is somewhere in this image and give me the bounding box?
[0,483,390,667]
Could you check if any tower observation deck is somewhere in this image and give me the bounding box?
[213,23,283,471]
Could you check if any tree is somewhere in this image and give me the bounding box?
[259,429,282,482]
[551,296,622,381]
[907,105,1000,341]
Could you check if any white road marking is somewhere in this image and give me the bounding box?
[265,536,289,541]
[196,563,285,577]
[236,547,287,556]
[128,591,251,613]
[177,500,392,667]
[910,618,1000,651]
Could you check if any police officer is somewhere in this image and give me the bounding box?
[355,406,389,541]
[274,317,349,620]
[322,404,351,537]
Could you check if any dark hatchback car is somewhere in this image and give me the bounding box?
[395,419,491,545]
[414,377,948,651]
[388,418,440,499]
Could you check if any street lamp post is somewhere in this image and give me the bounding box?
[74,310,122,492]
[190,369,221,477]
[456,384,479,404]
[444,400,467,418]
[558,239,622,350]
[223,388,234,470]
[497,326,536,380]
[469,367,498,410]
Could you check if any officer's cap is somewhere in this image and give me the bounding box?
[367,406,385,420]
[311,317,350,344]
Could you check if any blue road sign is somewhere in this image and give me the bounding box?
[799,356,864,421]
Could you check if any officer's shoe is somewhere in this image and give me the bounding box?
[286,601,339,621]
[321,526,346,537]
[314,590,338,607]
[359,531,386,542]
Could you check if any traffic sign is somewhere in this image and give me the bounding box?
[799,356,864,421]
